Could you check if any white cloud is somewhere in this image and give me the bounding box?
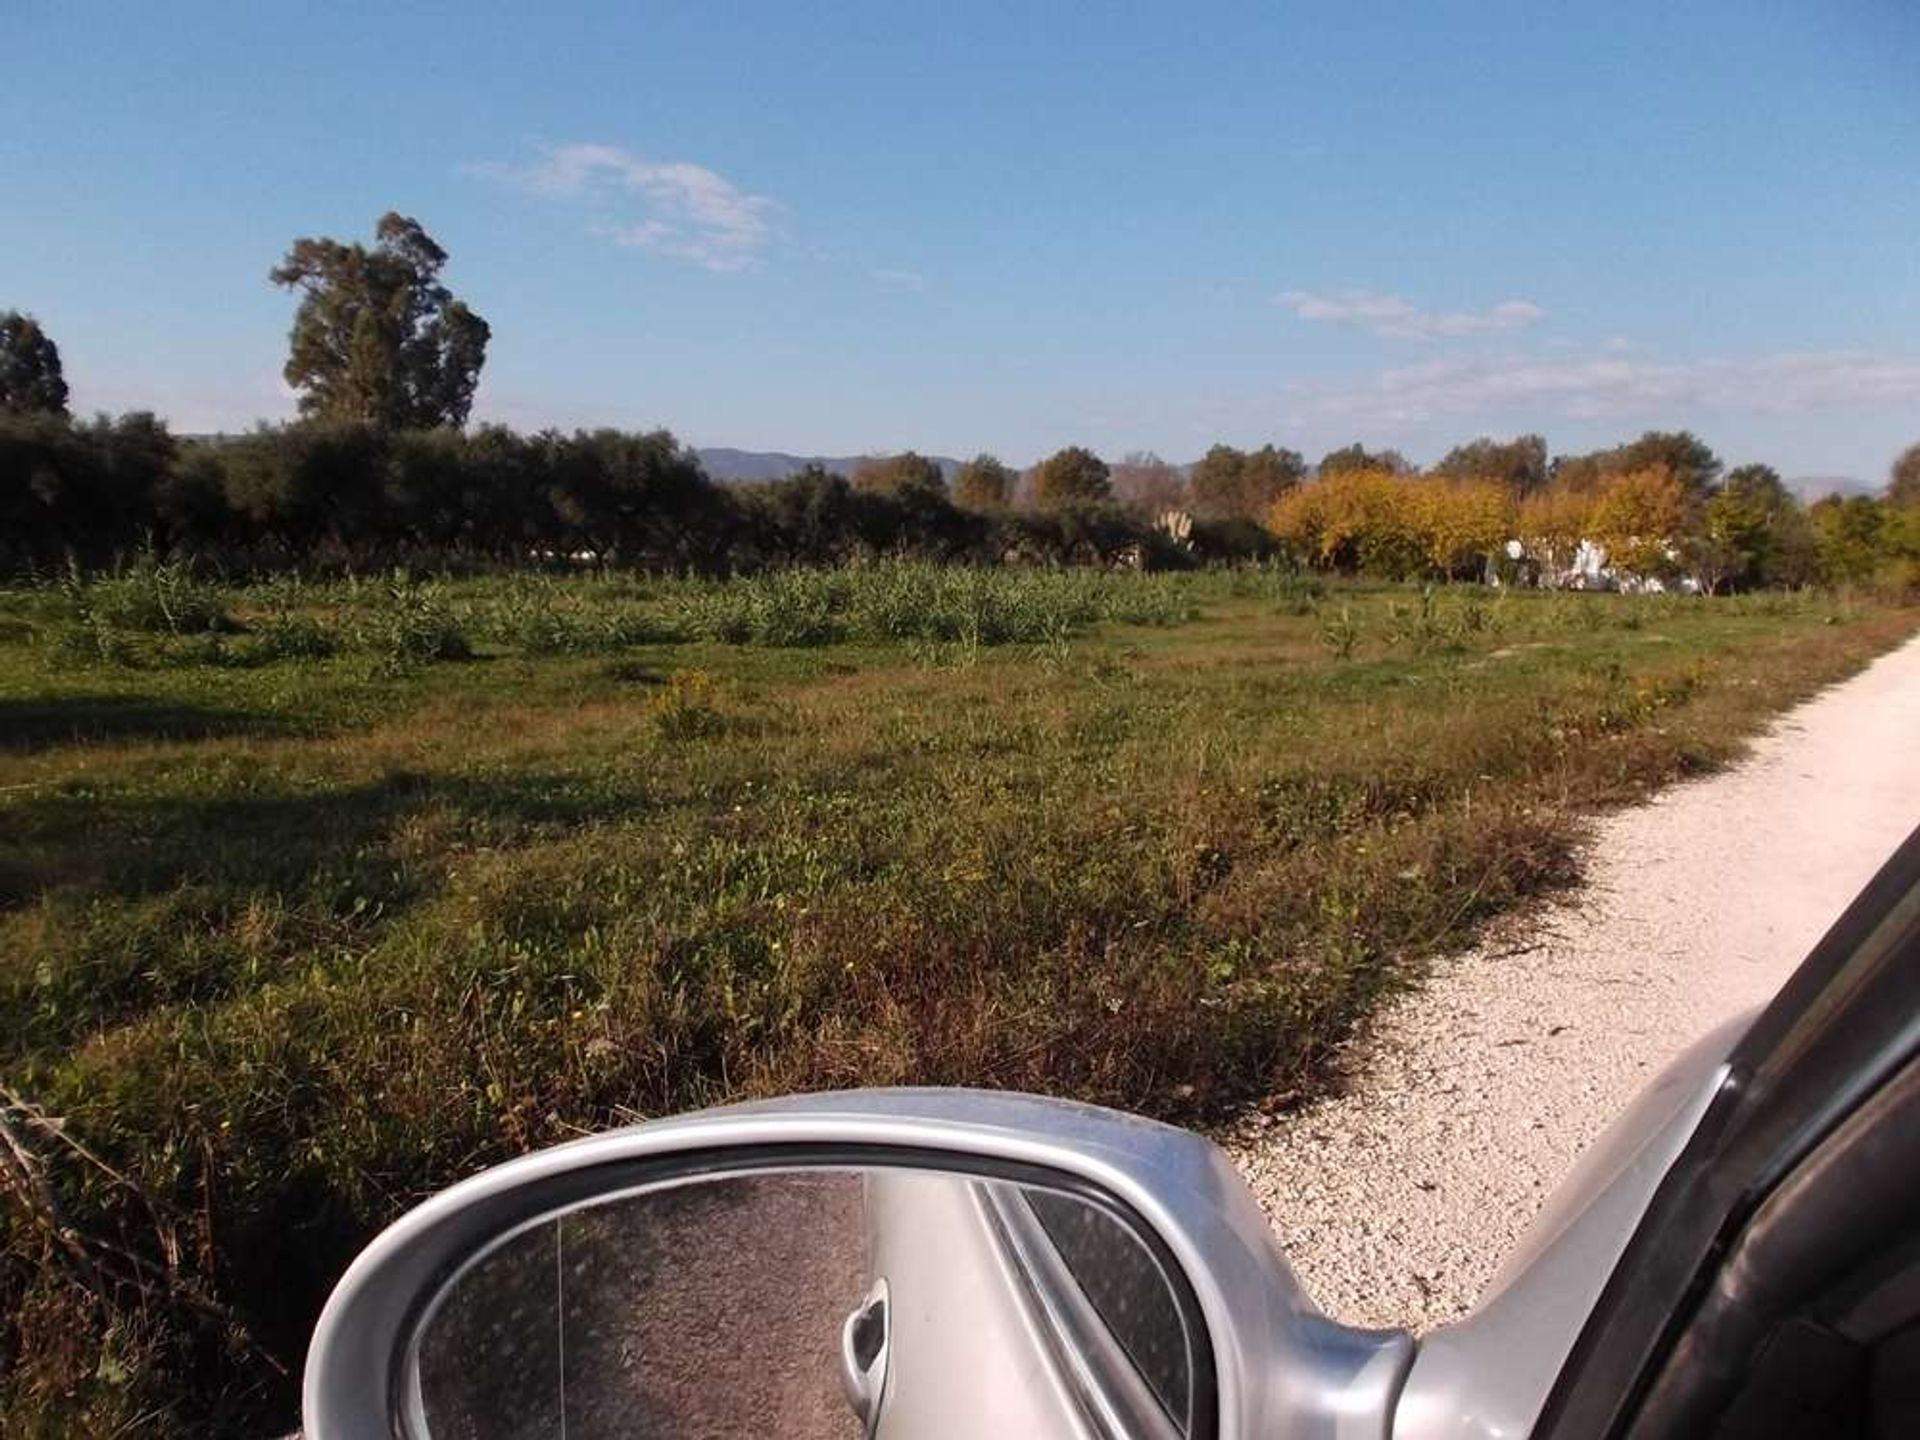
[1280,349,1920,428]
[1273,289,1546,340]
[872,267,928,291]
[472,143,776,272]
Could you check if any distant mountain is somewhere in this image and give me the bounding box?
[696,448,964,483]
[1787,475,1877,503]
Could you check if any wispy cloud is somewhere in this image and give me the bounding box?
[471,143,776,272]
[872,267,928,291]
[1280,349,1920,427]
[1274,289,1546,340]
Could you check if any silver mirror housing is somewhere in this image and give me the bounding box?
[303,1088,1411,1439]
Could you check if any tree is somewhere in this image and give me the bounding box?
[1268,468,1426,577]
[1699,464,1778,589]
[1809,496,1887,585]
[1678,463,1817,592]
[1317,443,1408,477]
[1554,430,1721,500]
[0,409,175,561]
[1691,491,1757,595]
[1889,443,1920,509]
[1030,446,1111,506]
[1432,434,1547,496]
[271,213,491,429]
[1721,462,1788,507]
[952,453,1017,510]
[1186,445,1244,516]
[851,450,947,498]
[1546,451,1607,495]
[545,429,719,566]
[1417,478,1514,578]
[1108,450,1187,516]
[0,310,69,416]
[155,441,239,550]
[217,421,391,550]
[1187,443,1304,521]
[1,410,87,562]
[1613,431,1721,498]
[1587,466,1691,579]
[1241,444,1307,509]
[1518,484,1593,581]
[743,465,862,565]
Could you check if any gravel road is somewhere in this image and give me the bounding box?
[1227,631,1920,1333]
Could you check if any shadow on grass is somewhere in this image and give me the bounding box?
[1,766,658,912]
[0,766,658,1057]
[0,759,668,1427]
[0,695,295,754]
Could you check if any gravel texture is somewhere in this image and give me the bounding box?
[1227,632,1920,1333]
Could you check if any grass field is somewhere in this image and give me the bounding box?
[2,561,1914,1434]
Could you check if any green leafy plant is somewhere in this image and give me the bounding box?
[1319,604,1360,661]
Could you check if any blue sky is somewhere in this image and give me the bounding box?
[6,1,1918,480]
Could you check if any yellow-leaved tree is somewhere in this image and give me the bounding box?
[1418,479,1515,578]
[1517,485,1594,579]
[1267,469,1423,577]
[1586,466,1692,578]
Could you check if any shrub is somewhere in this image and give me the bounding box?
[481,585,677,655]
[248,612,338,662]
[353,575,472,666]
[676,571,847,646]
[646,667,725,739]
[63,555,231,636]
[1318,604,1360,660]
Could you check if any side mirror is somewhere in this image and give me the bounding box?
[303,1089,1411,1439]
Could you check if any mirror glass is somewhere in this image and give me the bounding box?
[407,1165,1201,1439]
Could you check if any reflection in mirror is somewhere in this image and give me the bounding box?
[409,1166,1199,1439]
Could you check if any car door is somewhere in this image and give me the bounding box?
[1532,822,1920,1438]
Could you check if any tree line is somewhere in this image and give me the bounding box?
[1272,439,1920,594]
[4,211,1918,588]
[0,409,1231,574]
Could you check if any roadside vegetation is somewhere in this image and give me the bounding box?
[1,562,1914,1433]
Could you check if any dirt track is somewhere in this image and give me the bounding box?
[1228,630,1920,1331]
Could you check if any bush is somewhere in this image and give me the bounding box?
[1189,516,1281,563]
[352,575,472,666]
[646,667,725,739]
[473,581,678,655]
[248,612,338,662]
[63,555,231,636]
[676,571,847,646]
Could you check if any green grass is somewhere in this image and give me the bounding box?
[0,563,1913,1434]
